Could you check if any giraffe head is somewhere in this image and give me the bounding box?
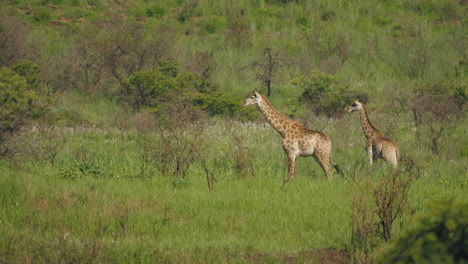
[243,90,262,106]
[348,99,364,112]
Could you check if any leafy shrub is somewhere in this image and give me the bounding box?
[380,200,468,264]
[293,71,368,119]
[122,61,248,119]
[11,60,41,90]
[0,63,51,155]
[0,69,37,144]
[121,61,200,113]
[193,92,241,117]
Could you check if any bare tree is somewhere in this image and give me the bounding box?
[98,16,175,88]
[411,85,466,154]
[251,48,285,97]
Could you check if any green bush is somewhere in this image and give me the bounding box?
[123,62,250,120]
[0,64,50,153]
[121,61,195,111]
[0,68,36,140]
[380,200,468,264]
[11,60,41,91]
[193,92,241,117]
[293,71,368,119]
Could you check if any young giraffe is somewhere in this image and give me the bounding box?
[243,90,333,186]
[348,99,399,167]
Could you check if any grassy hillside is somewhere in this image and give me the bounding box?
[0,0,467,263]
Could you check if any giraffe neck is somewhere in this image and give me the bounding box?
[358,105,379,139]
[257,94,298,137]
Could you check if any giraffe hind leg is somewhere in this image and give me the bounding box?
[384,148,398,168]
[313,152,332,181]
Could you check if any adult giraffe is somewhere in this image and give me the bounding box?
[243,90,333,186]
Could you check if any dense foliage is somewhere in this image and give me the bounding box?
[0,61,50,153]
[381,200,468,264]
[121,61,247,119]
[294,71,369,118]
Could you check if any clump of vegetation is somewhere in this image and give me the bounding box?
[380,200,468,264]
[121,61,192,112]
[350,172,414,264]
[138,113,209,178]
[411,82,467,154]
[293,71,368,119]
[122,61,248,120]
[373,173,414,242]
[0,61,51,155]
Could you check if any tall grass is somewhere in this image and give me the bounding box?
[1,109,466,262]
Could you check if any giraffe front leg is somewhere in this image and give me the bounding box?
[282,154,296,188]
[367,144,374,165]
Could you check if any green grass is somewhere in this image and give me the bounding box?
[1,110,466,262]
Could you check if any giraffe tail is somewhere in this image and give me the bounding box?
[331,156,345,178]
[333,164,345,178]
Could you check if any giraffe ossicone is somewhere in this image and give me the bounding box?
[348,99,399,167]
[243,90,333,186]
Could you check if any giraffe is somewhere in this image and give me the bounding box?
[348,99,399,168]
[243,90,333,186]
